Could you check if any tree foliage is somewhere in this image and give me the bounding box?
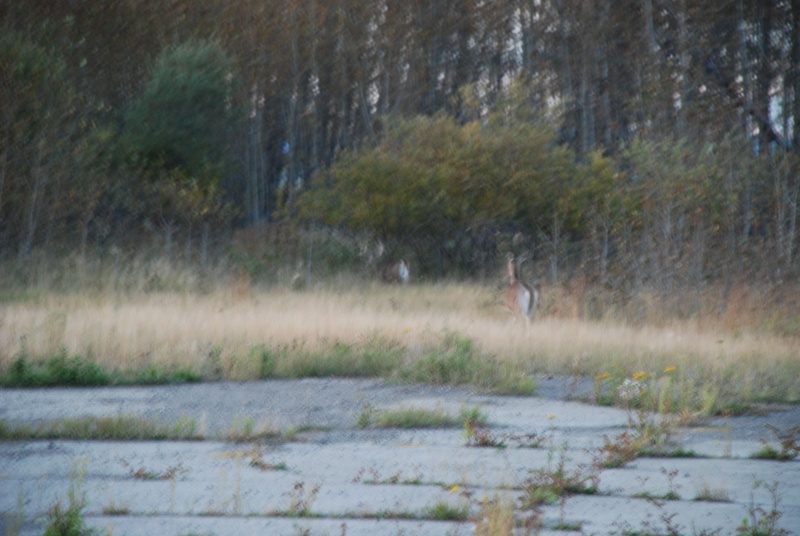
[295,113,613,269]
[0,34,75,256]
[0,0,797,286]
[123,40,237,184]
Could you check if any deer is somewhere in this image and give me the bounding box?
[363,238,410,284]
[380,259,410,284]
[505,252,539,330]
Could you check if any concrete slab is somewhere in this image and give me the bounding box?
[1,378,798,535]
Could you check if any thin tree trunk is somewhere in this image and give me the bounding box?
[554,0,575,143]
[185,226,192,263]
[20,141,47,259]
[0,116,9,245]
[549,207,561,284]
[163,220,173,261]
[791,0,800,149]
[676,0,690,137]
[201,220,210,272]
[643,0,658,52]
[738,0,755,142]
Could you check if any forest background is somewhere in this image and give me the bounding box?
[2,0,800,330]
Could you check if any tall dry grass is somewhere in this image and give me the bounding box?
[1,255,798,404]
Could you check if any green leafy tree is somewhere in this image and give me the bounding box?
[294,113,587,276]
[621,137,725,306]
[122,40,239,257]
[123,40,236,183]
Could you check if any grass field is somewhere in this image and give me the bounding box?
[1,258,798,413]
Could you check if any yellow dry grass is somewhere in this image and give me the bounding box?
[2,281,797,399]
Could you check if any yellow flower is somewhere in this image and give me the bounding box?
[449,485,461,494]
[663,366,677,374]
[596,372,611,381]
[546,413,556,420]
[632,371,650,381]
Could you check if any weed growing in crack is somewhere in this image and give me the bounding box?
[464,422,506,448]
[594,391,683,469]
[248,453,288,471]
[474,496,516,536]
[357,403,487,429]
[422,500,470,521]
[42,458,97,536]
[474,495,545,535]
[4,491,25,536]
[641,496,688,536]
[633,468,683,501]
[594,365,725,422]
[661,468,682,500]
[751,424,800,461]
[552,519,583,531]
[286,481,321,517]
[694,481,733,503]
[101,499,130,516]
[520,443,598,509]
[224,415,288,442]
[351,466,430,487]
[226,415,255,440]
[737,480,790,536]
[373,404,459,428]
[356,402,376,428]
[459,405,488,427]
[119,458,187,480]
[612,496,695,536]
[595,430,642,469]
[464,425,546,449]
[0,414,199,441]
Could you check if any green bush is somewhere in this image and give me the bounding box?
[399,335,536,395]
[126,365,202,385]
[279,340,401,378]
[1,350,109,387]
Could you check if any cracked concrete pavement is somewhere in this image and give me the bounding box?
[1,377,798,535]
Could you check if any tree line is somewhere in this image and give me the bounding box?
[1,0,798,293]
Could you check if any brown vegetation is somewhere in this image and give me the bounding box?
[1,256,797,407]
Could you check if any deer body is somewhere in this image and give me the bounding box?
[380,259,410,284]
[505,253,539,327]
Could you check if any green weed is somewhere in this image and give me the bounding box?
[118,458,187,480]
[463,423,506,448]
[285,481,320,517]
[42,459,96,536]
[372,405,460,428]
[473,496,515,536]
[358,403,487,429]
[398,335,536,395]
[694,482,732,503]
[125,365,202,385]
[737,481,790,536]
[356,402,376,428]
[751,425,799,461]
[421,500,469,521]
[0,414,199,441]
[520,444,598,508]
[2,350,109,388]
[275,339,401,379]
